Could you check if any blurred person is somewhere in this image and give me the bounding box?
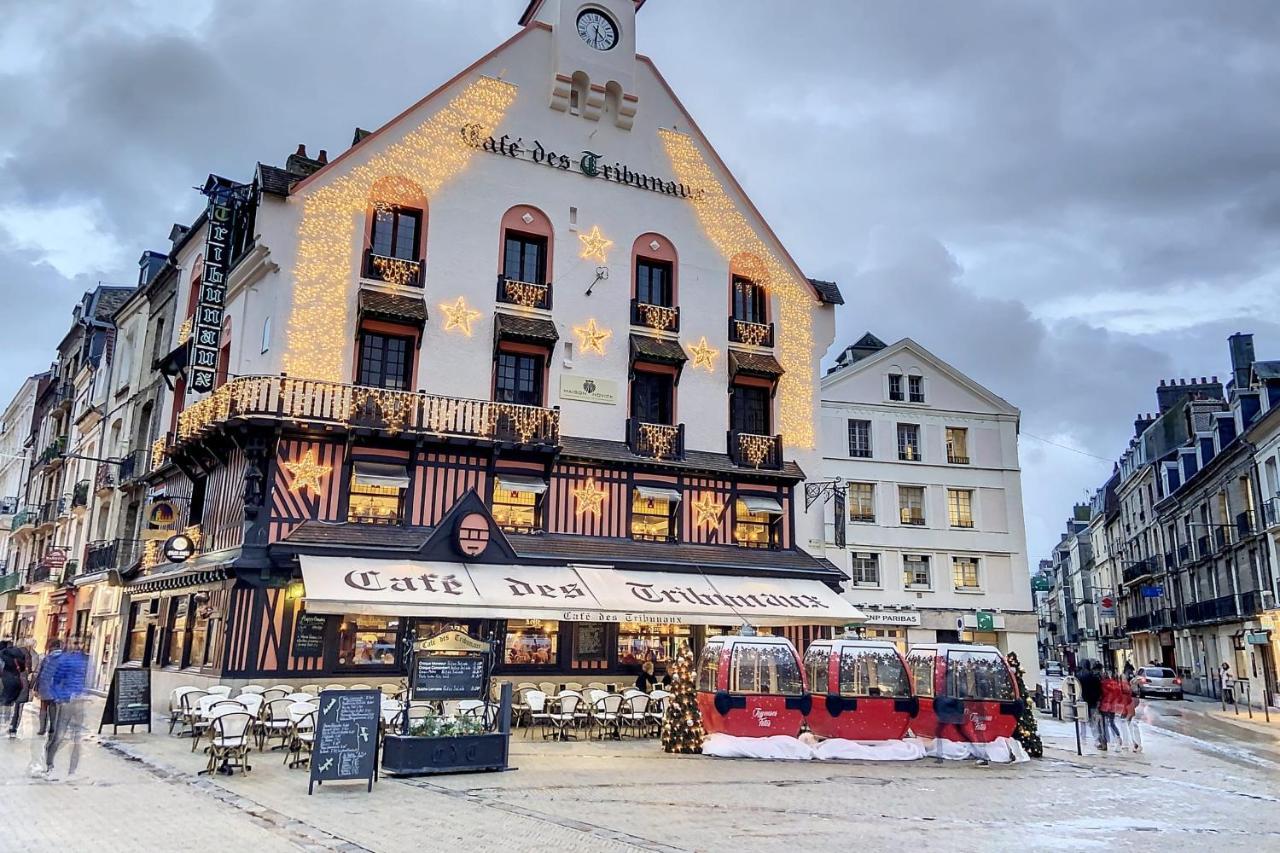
[5,639,35,737]
[1122,673,1143,753]
[33,639,64,736]
[1100,670,1123,750]
[39,637,88,779]
[1122,659,1135,680]
[1076,660,1104,750]
[1,640,30,735]
[1219,662,1235,704]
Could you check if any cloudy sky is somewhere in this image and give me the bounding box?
[1,0,1278,561]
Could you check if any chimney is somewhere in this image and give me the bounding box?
[1229,332,1255,389]
[285,144,325,178]
[317,149,328,164]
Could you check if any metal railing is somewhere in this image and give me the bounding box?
[0,571,21,594]
[1240,589,1266,617]
[36,500,58,527]
[94,463,116,493]
[362,249,422,287]
[496,275,551,310]
[9,509,36,532]
[175,375,561,448]
[84,539,143,574]
[71,479,89,508]
[1184,595,1239,623]
[626,418,685,461]
[727,430,782,470]
[117,449,149,484]
[1262,497,1279,529]
[1236,510,1256,538]
[947,454,970,465]
[630,298,679,332]
[36,435,66,466]
[727,317,774,348]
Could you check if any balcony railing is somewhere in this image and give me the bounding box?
[117,449,148,484]
[1240,589,1266,618]
[362,249,422,287]
[1185,594,1239,624]
[36,500,58,528]
[630,298,679,333]
[728,318,774,348]
[94,463,116,493]
[0,571,21,594]
[900,512,926,526]
[1122,558,1159,585]
[626,418,685,461]
[84,539,143,574]
[176,375,561,449]
[947,454,970,465]
[1263,497,1280,529]
[9,509,36,532]
[496,275,551,310]
[36,435,66,467]
[1125,608,1172,632]
[71,479,89,509]
[727,431,782,470]
[51,381,74,410]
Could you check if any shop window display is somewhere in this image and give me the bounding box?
[337,615,400,666]
[616,622,690,665]
[504,620,559,665]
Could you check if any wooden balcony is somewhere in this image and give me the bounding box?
[174,375,560,449]
[626,418,685,461]
[496,275,552,310]
[727,430,782,470]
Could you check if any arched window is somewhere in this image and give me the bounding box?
[728,254,773,347]
[363,176,427,287]
[570,71,589,116]
[497,205,554,309]
[631,233,678,332]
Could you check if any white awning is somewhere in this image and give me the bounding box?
[635,485,681,503]
[495,474,548,495]
[739,495,784,515]
[353,462,411,489]
[298,556,861,627]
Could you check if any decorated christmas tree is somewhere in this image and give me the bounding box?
[661,645,704,754]
[1008,655,1043,758]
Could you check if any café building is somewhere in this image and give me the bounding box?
[119,0,855,704]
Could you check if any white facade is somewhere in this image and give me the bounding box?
[0,375,40,579]
[817,337,1037,680]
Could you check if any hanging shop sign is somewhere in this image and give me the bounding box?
[147,500,178,528]
[559,375,618,405]
[189,176,254,394]
[1098,596,1116,619]
[462,125,701,201]
[1140,584,1164,598]
[1245,630,1271,646]
[162,533,196,563]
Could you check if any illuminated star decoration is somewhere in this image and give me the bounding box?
[285,449,331,495]
[573,478,606,516]
[439,296,483,336]
[573,318,612,356]
[691,494,724,528]
[688,336,719,372]
[577,225,613,263]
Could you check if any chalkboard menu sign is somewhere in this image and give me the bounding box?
[574,623,606,660]
[411,654,486,701]
[292,613,328,658]
[98,667,152,734]
[308,689,379,794]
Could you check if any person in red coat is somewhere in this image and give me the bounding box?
[1099,671,1123,751]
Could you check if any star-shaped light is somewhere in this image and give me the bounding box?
[573,318,612,356]
[577,225,613,264]
[285,449,330,495]
[688,336,719,372]
[439,296,482,336]
[692,494,724,528]
[573,478,606,516]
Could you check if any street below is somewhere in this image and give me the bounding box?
[1,697,1277,852]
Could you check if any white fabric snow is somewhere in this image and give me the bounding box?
[813,738,927,761]
[702,733,1028,763]
[923,736,1030,763]
[702,734,816,760]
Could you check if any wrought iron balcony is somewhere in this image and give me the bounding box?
[362,249,422,287]
[35,435,66,467]
[727,430,782,470]
[71,479,89,509]
[1263,497,1280,529]
[1184,594,1239,624]
[0,571,21,595]
[727,318,774,348]
[117,449,148,484]
[626,418,685,461]
[36,500,58,528]
[1122,557,1159,586]
[84,539,143,574]
[1240,589,1266,617]
[9,509,36,532]
[94,463,116,493]
[630,298,680,333]
[1125,608,1172,632]
[900,512,926,527]
[175,375,561,450]
[1236,510,1256,538]
[947,454,970,465]
[496,275,551,310]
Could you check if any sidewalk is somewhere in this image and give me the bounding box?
[1167,693,1280,737]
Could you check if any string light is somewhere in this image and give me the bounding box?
[737,433,775,468]
[502,279,549,309]
[577,225,613,264]
[733,320,770,347]
[688,336,718,372]
[284,77,517,381]
[659,128,817,450]
[573,318,611,356]
[370,254,421,287]
[661,646,704,754]
[573,477,606,516]
[150,437,167,472]
[638,303,678,331]
[691,494,724,528]
[177,318,193,346]
[440,296,483,336]
[285,448,331,495]
[638,422,680,459]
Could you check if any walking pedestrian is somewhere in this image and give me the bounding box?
[4,640,33,737]
[0,640,29,736]
[1219,662,1235,704]
[1100,669,1123,749]
[1120,673,1142,753]
[1077,660,1104,750]
[34,639,64,736]
[1122,659,1135,680]
[41,637,88,779]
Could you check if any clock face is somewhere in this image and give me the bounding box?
[576,9,618,51]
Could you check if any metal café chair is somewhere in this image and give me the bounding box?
[168,687,201,735]
[284,703,318,768]
[202,709,254,776]
[620,693,650,738]
[548,692,583,741]
[259,698,295,751]
[190,695,234,752]
[591,693,623,740]
[524,690,550,739]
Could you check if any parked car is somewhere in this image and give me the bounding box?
[1044,661,1064,677]
[1133,666,1183,699]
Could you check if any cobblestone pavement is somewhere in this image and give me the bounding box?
[3,698,1279,852]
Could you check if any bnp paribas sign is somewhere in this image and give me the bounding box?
[462,124,701,201]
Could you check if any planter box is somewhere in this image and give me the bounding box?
[382,732,510,776]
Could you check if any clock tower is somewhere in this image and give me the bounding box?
[519,0,645,130]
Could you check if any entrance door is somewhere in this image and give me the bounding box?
[1259,644,1278,708]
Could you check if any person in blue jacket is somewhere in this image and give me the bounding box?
[40,637,89,778]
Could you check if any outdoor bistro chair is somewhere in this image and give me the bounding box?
[584,688,608,708]
[238,685,267,695]
[457,699,485,718]
[284,703,318,768]
[177,689,209,737]
[647,691,670,734]
[300,684,321,694]
[237,692,265,720]
[564,682,584,693]
[548,692,583,741]
[524,690,550,738]
[202,710,254,776]
[515,681,538,692]
[349,683,373,690]
[441,699,463,717]
[206,685,232,698]
[259,698,295,751]
[323,683,346,691]
[192,698,244,753]
[620,694,650,738]
[379,683,402,697]
[586,682,608,691]
[537,681,558,697]
[590,693,623,740]
[285,692,315,704]
[269,684,293,693]
[261,688,289,702]
[168,686,201,734]
[513,687,535,728]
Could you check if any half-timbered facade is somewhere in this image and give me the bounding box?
[116,0,854,702]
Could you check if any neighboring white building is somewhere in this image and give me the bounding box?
[818,333,1038,679]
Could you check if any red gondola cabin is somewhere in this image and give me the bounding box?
[696,635,810,737]
[906,643,1023,743]
[803,639,917,740]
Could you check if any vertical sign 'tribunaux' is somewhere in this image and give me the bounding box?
[190,176,251,393]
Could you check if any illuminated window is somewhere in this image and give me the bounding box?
[696,640,724,692]
[126,602,149,663]
[631,487,679,541]
[491,476,545,533]
[848,482,875,522]
[947,489,974,528]
[617,622,690,665]
[838,646,912,697]
[946,427,969,464]
[953,556,981,590]
[337,615,400,667]
[347,463,409,525]
[899,485,925,525]
[734,496,782,549]
[897,423,921,461]
[729,643,803,695]
[369,207,420,262]
[166,597,189,667]
[503,620,559,666]
[731,276,767,324]
[945,649,1015,700]
[903,554,931,588]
